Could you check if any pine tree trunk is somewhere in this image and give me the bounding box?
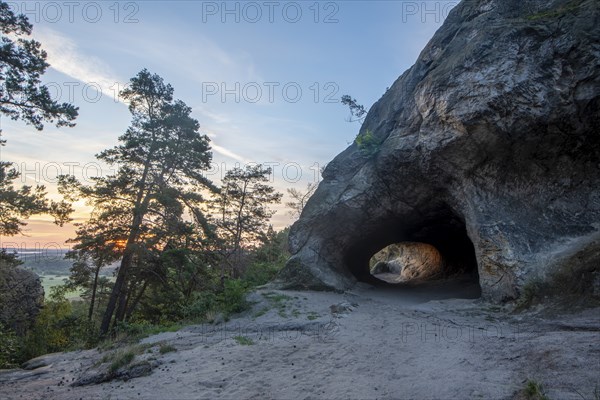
[99,193,150,335]
[99,248,135,335]
[88,263,101,321]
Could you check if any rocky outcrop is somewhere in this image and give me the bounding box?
[277,0,600,301]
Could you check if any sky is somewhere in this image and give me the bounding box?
[0,0,458,251]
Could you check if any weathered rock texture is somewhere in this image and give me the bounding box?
[277,0,600,301]
[370,242,444,281]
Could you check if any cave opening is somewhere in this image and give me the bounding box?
[344,205,481,298]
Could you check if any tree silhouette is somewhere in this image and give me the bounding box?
[60,69,216,335]
[0,1,77,235]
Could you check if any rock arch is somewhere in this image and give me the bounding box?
[276,0,600,301]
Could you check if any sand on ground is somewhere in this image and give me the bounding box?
[1,278,598,400]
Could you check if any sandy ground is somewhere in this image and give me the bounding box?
[1,278,599,400]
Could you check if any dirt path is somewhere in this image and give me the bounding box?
[1,280,598,399]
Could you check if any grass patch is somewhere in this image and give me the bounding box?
[99,343,151,373]
[159,344,177,354]
[107,321,183,346]
[253,307,269,319]
[39,275,83,300]
[307,312,320,321]
[262,292,293,319]
[233,336,254,346]
[108,351,135,373]
[262,292,292,303]
[523,379,549,400]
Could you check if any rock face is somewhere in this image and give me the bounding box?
[277,0,600,301]
[370,242,444,281]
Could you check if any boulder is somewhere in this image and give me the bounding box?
[276,0,600,301]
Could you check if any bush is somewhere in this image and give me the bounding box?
[243,261,284,287]
[20,295,82,361]
[355,129,379,156]
[181,291,218,321]
[219,279,249,316]
[523,379,549,400]
[159,344,176,354]
[0,323,21,369]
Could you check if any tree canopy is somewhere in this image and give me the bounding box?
[0,1,78,131]
[60,69,217,335]
[0,1,78,236]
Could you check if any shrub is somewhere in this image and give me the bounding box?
[20,294,82,361]
[108,350,136,373]
[523,379,549,400]
[219,279,249,316]
[355,129,379,156]
[0,323,21,369]
[233,335,254,345]
[243,261,284,287]
[181,291,218,321]
[159,344,177,354]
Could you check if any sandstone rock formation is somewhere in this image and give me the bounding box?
[277,0,600,301]
[370,242,444,281]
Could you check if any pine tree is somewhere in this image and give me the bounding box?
[0,1,78,235]
[60,69,216,335]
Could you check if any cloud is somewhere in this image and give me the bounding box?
[211,143,249,163]
[32,26,126,103]
[31,27,251,163]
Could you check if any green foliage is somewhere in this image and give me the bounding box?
[58,69,217,335]
[101,344,149,373]
[181,291,218,321]
[2,228,290,367]
[0,2,77,236]
[0,2,78,131]
[218,279,249,316]
[253,307,269,318]
[355,129,380,156]
[262,292,292,318]
[18,288,93,361]
[241,226,289,287]
[112,321,181,343]
[210,164,283,279]
[233,335,254,345]
[243,261,283,287]
[159,344,176,354]
[135,248,218,324]
[341,94,367,123]
[0,160,73,236]
[0,323,21,369]
[108,350,136,373]
[523,380,549,400]
[307,312,320,321]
